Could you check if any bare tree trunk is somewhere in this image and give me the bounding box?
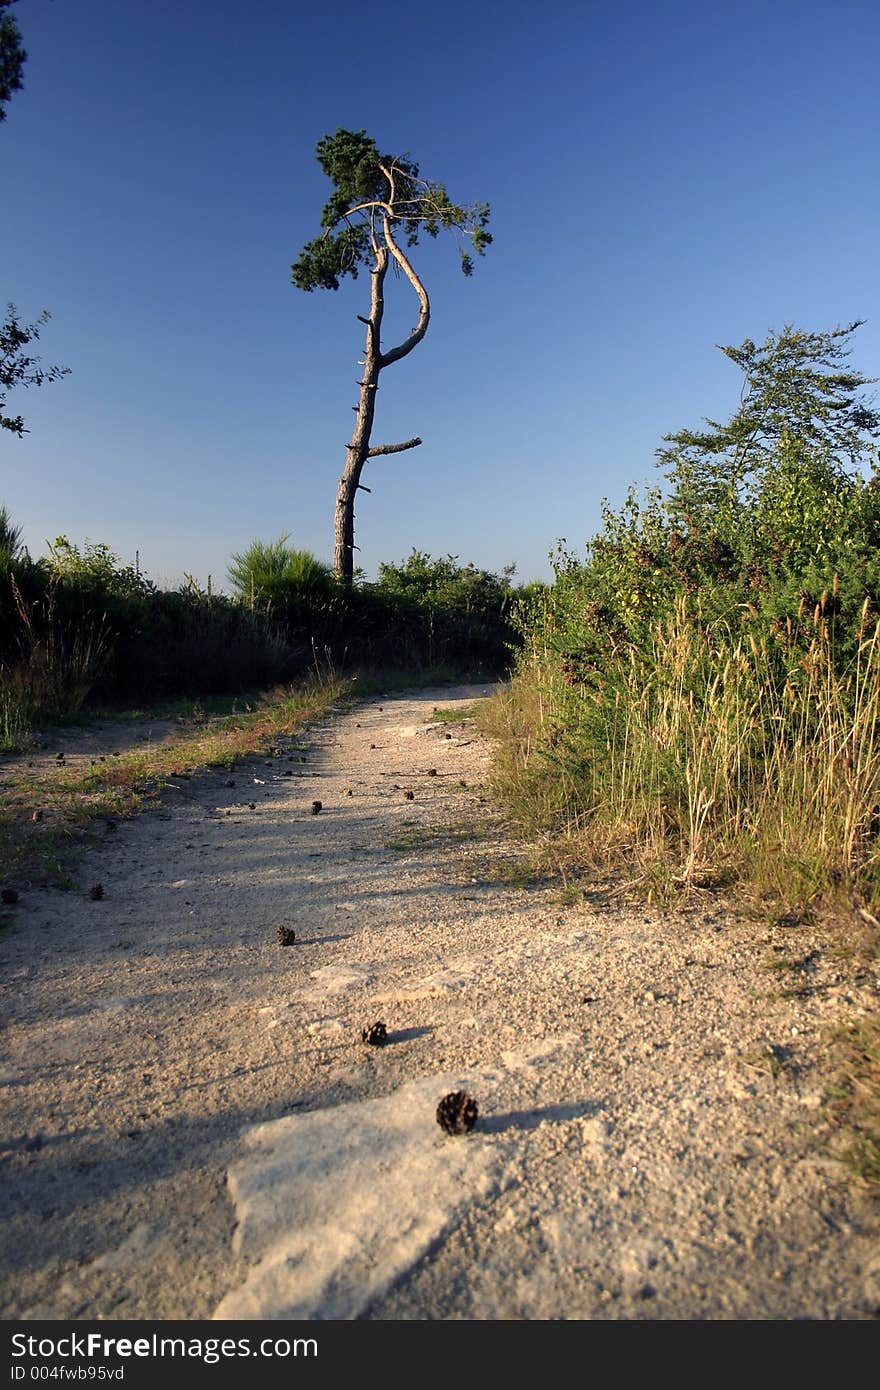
[333,217,430,584]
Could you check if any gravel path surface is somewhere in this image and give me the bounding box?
[1,685,878,1320]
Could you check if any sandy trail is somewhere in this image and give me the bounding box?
[1,685,878,1320]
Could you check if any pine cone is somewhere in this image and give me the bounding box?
[361,1021,388,1046]
[436,1091,478,1135]
[90,883,104,901]
[311,800,323,815]
[277,925,296,946]
[404,789,414,801]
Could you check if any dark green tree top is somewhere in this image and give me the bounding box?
[0,0,25,121]
[292,128,491,291]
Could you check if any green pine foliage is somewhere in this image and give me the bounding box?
[291,128,491,291]
[0,0,26,122]
[227,535,334,610]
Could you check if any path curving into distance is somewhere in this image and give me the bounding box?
[1,685,878,1319]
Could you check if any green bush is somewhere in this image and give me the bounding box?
[227,536,334,612]
[490,322,880,909]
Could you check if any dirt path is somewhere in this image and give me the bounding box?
[1,685,878,1320]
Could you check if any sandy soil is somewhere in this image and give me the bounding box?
[1,685,878,1320]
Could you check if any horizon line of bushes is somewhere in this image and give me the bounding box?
[0,524,524,746]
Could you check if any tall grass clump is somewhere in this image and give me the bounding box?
[486,322,880,912]
[228,536,335,612]
[490,588,880,908]
[1,574,112,747]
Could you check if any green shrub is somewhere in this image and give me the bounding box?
[227,535,334,612]
[489,322,880,909]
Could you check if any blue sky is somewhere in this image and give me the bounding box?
[3,0,879,589]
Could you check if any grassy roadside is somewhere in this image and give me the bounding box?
[0,664,487,893]
[0,676,346,890]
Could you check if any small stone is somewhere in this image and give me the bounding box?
[436,1090,478,1135]
[362,1021,388,1046]
[225,779,236,788]
[32,810,43,822]
[445,732,452,739]
[311,800,323,815]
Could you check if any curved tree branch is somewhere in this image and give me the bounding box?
[378,213,430,369]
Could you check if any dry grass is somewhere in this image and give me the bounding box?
[0,676,345,887]
[481,595,880,915]
[827,1017,880,1187]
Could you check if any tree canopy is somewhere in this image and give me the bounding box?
[657,322,880,518]
[0,0,25,122]
[292,128,491,292]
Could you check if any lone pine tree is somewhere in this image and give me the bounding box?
[291,129,491,582]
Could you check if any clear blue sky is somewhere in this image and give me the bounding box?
[3,0,879,589]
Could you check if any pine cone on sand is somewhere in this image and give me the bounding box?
[436,1091,478,1135]
[90,883,105,901]
[277,925,296,946]
[361,1021,388,1046]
